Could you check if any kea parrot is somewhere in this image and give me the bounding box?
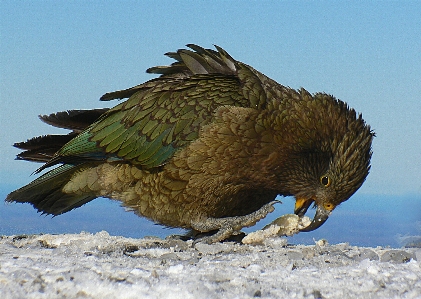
[6,44,373,243]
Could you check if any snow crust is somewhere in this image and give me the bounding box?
[0,231,420,299]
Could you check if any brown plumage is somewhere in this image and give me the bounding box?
[6,44,374,243]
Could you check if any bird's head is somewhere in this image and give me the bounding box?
[279,94,374,232]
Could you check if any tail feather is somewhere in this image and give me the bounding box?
[6,164,97,215]
[14,134,77,163]
[39,109,109,132]
[13,108,108,163]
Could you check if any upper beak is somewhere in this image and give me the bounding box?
[294,198,332,232]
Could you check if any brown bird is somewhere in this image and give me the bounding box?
[6,44,373,243]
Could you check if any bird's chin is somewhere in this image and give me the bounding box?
[294,198,331,232]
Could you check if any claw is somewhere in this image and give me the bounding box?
[191,200,279,243]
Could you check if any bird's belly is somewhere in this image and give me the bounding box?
[78,162,277,229]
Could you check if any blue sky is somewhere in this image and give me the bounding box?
[1,2,420,202]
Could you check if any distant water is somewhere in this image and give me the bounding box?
[1,185,420,248]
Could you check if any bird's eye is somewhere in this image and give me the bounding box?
[320,176,330,187]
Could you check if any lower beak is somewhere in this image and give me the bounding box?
[294,198,332,232]
[294,198,313,217]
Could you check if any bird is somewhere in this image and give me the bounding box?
[6,44,374,243]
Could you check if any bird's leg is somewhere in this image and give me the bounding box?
[191,200,279,244]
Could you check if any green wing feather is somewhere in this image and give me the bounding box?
[87,75,247,168]
[40,44,284,171]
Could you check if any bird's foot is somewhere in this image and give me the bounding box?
[191,200,279,244]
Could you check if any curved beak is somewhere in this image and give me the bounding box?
[294,198,332,232]
[299,204,331,232]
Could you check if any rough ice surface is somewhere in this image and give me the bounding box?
[0,231,420,299]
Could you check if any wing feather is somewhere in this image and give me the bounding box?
[35,44,285,171]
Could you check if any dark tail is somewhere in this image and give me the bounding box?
[6,164,97,215]
[7,109,107,215]
[13,109,108,163]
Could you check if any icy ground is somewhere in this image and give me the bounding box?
[0,231,420,299]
